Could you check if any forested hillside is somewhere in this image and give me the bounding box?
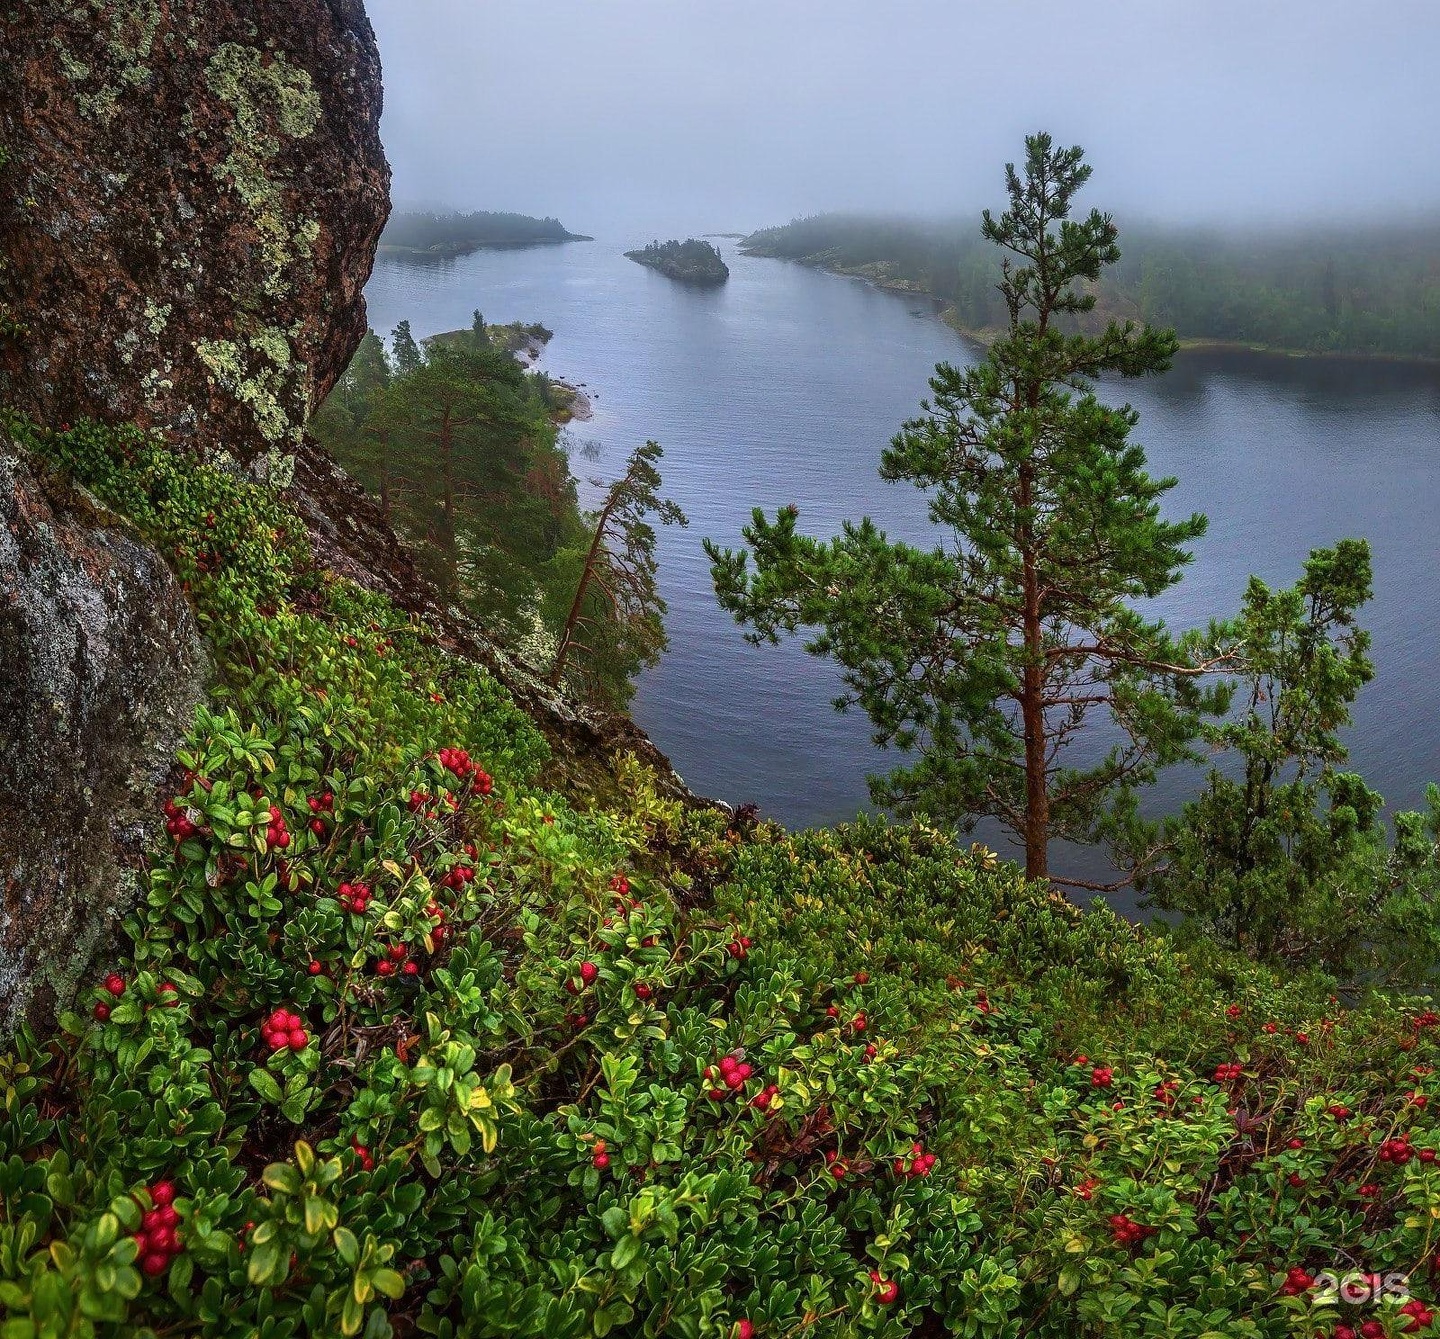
[743,214,1440,359]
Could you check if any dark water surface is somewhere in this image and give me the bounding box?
[366,240,1440,908]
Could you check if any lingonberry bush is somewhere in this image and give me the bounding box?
[3,415,1440,1338]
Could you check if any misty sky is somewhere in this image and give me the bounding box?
[367,0,1440,237]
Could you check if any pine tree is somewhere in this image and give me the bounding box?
[391,320,422,376]
[550,440,686,710]
[708,134,1228,883]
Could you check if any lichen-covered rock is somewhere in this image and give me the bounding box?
[0,0,390,460]
[0,442,207,1031]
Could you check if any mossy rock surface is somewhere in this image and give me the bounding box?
[0,0,390,459]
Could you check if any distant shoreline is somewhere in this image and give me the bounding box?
[741,248,1440,368]
[378,235,593,261]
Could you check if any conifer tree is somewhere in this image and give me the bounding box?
[550,440,686,709]
[391,319,422,376]
[708,134,1228,882]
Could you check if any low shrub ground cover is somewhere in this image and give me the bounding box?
[2,418,1438,1338]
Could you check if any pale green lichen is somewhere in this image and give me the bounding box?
[203,44,323,298]
[143,300,171,335]
[196,333,308,447]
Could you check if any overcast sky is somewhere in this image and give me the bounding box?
[366,0,1440,237]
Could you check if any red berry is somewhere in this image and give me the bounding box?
[104,974,126,997]
[141,1251,169,1277]
[402,961,419,976]
[307,960,323,976]
[93,1002,110,1021]
[388,943,407,961]
[579,961,598,985]
[150,1181,175,1207]
[736,1322,755,1339]
[376,960,395,977]
[593,1152,610,1169]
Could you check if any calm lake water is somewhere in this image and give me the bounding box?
[365,239,1440,908]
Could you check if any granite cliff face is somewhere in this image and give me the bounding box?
[0,438,207,1030]
[0,0,390,463]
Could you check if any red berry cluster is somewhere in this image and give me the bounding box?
[408,789,429,813]
[93,973,127,1021]
[1400,1300,1438,1332]
[261,1007,309,1052]
[868,1271,899,1305]
[437,748,493,794]
[337,881,372,915]
[376,942,419,978]
[824,1149,849,1180]
[1379,1136,1417,1164]
[704,1052,755,1100]
[438,863,476,891]
[1153,1079,1179,1107]
[1074,1176,1100,1200]
[893,1141,936,1179]
[351,1138,375,1171]
[1108,1213,1156,1248]
[733,1322,755,1339]
[1090,1065,1113,1088]
[590,1139,610,1170]
[134,1181,183,1277]
[1214,1062,1244,1082]
[1413,1011,1440,1032]
[162,797,198,841]
[1225,1003,1242,1019]
[1328,1103,1352,1121]
[750,1082,780,1110]
[564,960,599,994]
[265,804,290,850]
[306,790,334,836]
[1278,1265,1315,1296]
[727,935,753,960]
[609,873,630,896]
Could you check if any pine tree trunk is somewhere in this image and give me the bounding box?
[551,491,617,686]
[1019,463,1049,882]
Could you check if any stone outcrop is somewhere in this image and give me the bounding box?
[0,440,207,1030]
[0,0,705,1032]
[0,0,391,462]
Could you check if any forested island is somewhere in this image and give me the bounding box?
[379,208,592,258]
[743,212,1440,359]
[625,237,730,284]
